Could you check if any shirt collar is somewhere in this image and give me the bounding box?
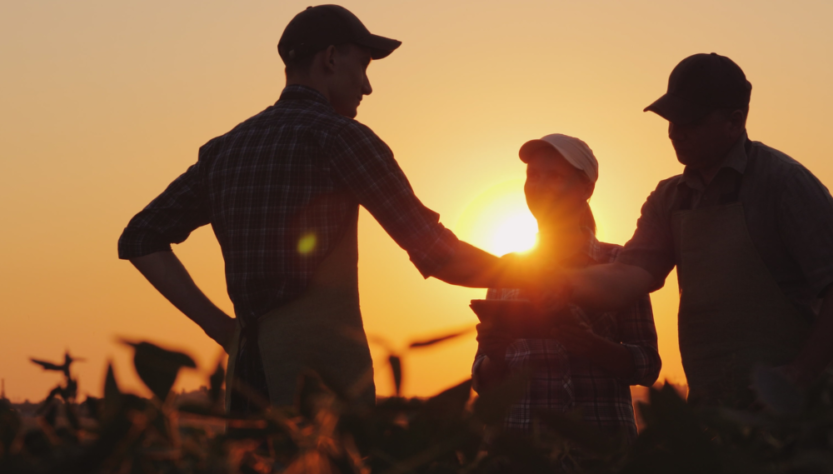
[278,85,332,107]
[679,132,748,190]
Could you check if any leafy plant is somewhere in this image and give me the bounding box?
[3,334,833,473]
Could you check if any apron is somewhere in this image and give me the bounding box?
[225,207,375,410]
[672,200,811,407]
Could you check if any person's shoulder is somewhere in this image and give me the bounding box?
[197,105,285,154]
[749,139,824,189]
[749,140,812,174]
[636,174,684,212]
[333,117,384,141]
[653,174,685,194]
[330,119,394,157]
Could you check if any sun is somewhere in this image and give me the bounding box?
[455,179,538,257]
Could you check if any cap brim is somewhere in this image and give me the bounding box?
[519,139,557,163]
[644,93,710,125]
[356,34,402,59]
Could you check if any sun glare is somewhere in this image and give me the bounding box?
[491,213,538,256]
[455,179,539,257]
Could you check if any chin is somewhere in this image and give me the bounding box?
[337,107,358,119]
[674,152,693,167]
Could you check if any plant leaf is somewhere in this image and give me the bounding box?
[209,361,225,406]
[389,355,402,397]
[423,379,472,422]
[408,327,474,349]
[121,340,196,401]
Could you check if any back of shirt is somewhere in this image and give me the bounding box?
[119,85,458,323]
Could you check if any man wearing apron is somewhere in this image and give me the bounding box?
[559,53,833,407]
[118,6,542,413]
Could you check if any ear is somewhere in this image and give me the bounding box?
[319,45,339,74]
[583,181,596,201]
[727,109,747,135]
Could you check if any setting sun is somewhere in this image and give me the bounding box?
[455,179,539,257]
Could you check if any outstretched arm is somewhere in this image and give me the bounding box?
[130,251,235,351]
[566,262,659,311]
[429,241,538,289]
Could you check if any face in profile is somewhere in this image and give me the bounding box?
[328,44,373,118]
[668,110,741,169]
[523,147,594,225]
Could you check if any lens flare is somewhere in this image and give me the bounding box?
[297,233,317,255]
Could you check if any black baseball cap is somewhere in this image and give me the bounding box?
[644,53,752,125]
[278,5,402,63]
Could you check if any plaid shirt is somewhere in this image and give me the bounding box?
[119,85,458,323]
[472,236,660,440]
[119,85,458,411]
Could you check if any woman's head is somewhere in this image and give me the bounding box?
[519,134,598,232]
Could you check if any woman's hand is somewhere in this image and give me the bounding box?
[550,309,636,379]
[550,309,596,357]
[476,321,513,362]
[474,320,514,392]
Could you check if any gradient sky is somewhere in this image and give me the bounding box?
[2,0,832,401]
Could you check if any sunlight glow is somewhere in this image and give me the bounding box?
[455,179,539,257]
[491,213,539,256]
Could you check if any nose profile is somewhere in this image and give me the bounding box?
[363,74,373,96]
[668,122,684,142]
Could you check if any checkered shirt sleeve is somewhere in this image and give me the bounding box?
[329,121,458,278]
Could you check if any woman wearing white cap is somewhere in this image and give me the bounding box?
[472,134,661,446]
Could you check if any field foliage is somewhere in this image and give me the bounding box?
[2,332,833,473]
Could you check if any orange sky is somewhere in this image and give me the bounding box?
[2,0,832,402]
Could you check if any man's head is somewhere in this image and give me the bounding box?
[645,53,751,169]
[278,5,401,118]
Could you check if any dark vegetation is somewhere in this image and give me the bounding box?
[2,330,833,473]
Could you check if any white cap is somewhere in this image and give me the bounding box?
[518,133,599,183]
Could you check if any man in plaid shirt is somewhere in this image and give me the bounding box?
[119,5,540,411]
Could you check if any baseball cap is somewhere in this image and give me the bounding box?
[644,53,752,125]
[519,134,599,183]
[278,5,402,63]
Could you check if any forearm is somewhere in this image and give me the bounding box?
[790,287,833,386]
[566,263,658,312]
[431,241,558,290]
[431,241,516,288]
[129,251,234,347]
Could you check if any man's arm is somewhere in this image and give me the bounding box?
[776,167,833,387]
[118,163,233,348]
[130,251,236,351]
[566,262,659,311]
[786,285,833,387]
[430,241,538,289]
[431,244,659,307]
